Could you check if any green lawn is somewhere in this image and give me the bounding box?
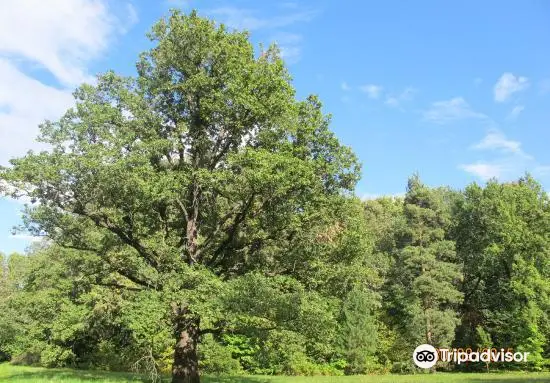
[1,364,550,383]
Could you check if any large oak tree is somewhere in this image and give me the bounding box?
[0,10,361,382]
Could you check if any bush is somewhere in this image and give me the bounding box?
[391,360,417,374]
[10,352,41,366]
[40,345,76,368]
[199,335,242,375]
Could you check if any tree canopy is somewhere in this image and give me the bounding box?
[1,10,365,383]
[1,9,550,383]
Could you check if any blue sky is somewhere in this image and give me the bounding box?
[1,0,549,254]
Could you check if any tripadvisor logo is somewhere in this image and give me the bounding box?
[413,344,438,368]
[413,344,530,369]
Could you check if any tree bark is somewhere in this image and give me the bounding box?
[185,179,201,266]
[424,305,433,345]
[171,304,201,383]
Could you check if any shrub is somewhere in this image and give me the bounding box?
[199,335,242,375]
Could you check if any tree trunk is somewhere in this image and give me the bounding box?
[185,179,201,266]
[171,304,200,383]
[425,313,432,344]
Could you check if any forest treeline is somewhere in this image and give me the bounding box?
[0,10,549,383]
[2,175,549,377]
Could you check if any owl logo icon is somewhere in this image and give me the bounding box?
[413,344,438,368]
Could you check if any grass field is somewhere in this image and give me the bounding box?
[1,364,550,383]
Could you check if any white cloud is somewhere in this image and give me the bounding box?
[209,7,318,31]
[494,72,529,103]
[209,6,317,65]
[360,84,383,99]
[507,105,525,120]
[472,130,524,155]
[341,82,350,91]
[423,97,487,124]
[461,130,548,182]
[271,32,303,63]
[0,0,130,87]
[459,163,504,181]
[0,0,135,166]
[385,87,415,107]
[126,3,139,28]
[0,60,74,165]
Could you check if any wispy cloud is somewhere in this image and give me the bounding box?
[0,0,136,166]
[0,0,135,87]
[126,3,139,27]
[0,59,74,165]
[459,163,504,181]
[471,130,526,156]
[344,84,415,109]
[360,84,383,99]
[385,87,415,108]
[494,72,529,102]
[207,6,318,65]
[507,105,525,120]
[423,97,487,124]
[461,130,547,182]
[208,7,318,31]
[271,32,303,63]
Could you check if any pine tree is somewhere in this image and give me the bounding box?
[390,175,463,348]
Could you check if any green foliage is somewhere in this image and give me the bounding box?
[452,175,550,367]
[3,174,550,375]
[385,175,463,352]
[338,287,378,374]
[0,9,365,381]
[0,7,550,380]
[199,335,242,375]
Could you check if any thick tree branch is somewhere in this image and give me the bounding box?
[68,201,162,272]
[95,215,161,271]
[207,194,256,267]
[175,198,189,222]
[198,199,253,255]
[57,241,159,290]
